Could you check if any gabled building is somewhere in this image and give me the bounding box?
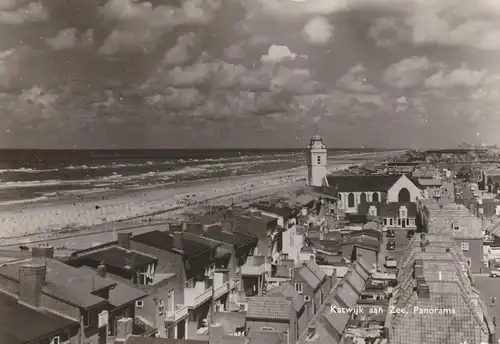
[417,178,443,200]
[0,246,146,344]
[120,230,221,339]
[325,174,425,214]
[291,259,334,316]
[180,224,258,312]
[245,283,307,344]
[418,202,484,272]
[358,202,417,230]
[296,259,371,344]
[386,234,493,344]
[253,202,304,265]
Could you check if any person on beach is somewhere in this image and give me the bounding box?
[493,316,497,327]
[492,297,496,307]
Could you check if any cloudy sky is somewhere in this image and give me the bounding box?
[2,0,500,149]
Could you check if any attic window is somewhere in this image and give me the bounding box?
[451,222,460,231]
[136,300,144,309]
[304,295,311,302]
[295,283,303,293]
[460,242,469,252]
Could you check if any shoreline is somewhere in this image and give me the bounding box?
[0,151,402,245]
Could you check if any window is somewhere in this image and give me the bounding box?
[158,299,164,315]
[51,337,60,344]
[461,242,469,251]
[317,156,321,165]
[135,300,144,309]
[383,218,387,226]
[372,192,379,203]
[295,283,303,293]
[398,219,401,226]
[261,327,275,331]
[389,218,393,226]
[347,193,355,208]
[304,295,311,302]
[83,312,91,328]
[452,222,460,231]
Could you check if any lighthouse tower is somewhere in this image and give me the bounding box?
[307,134,328,187]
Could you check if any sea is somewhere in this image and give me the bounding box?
[0,149,381,205]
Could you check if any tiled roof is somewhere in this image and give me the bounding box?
[246,297,292,320]
[247,330,283,344]
[326,175,402,192]
[69,246,157,270]
[0,258,115,308]
[0,290,77,344]
[296,261,369,344]
[387,238,490,344]
[418,178,442,187]
[424,203,482,239]
[305,260,327,282]
[132,230,217,258]
[266,282,305,313]
[296,265,321,289]
[200,226,258,249]
[124,338,208,344]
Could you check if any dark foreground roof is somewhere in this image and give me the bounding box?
[132,230,216,258]
[0,291,76,344]
[202,226,258,249]
[71,246,157,270]
[125,337,208,344]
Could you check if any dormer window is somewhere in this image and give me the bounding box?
[451,222,460,231]
[399,206,407,219]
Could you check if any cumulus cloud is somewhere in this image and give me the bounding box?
[337,65,377,92]
[382,56,431,88]
[302,16,334,44]
[46,29,94,50]
[163,33,197,66]
[424,65,487,88]
[0,1,48,24]
[0,49,21,89]
[261,45,297,64]
[98,0,221,54]
[369,1,500,49]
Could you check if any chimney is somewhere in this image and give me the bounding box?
[115,317,133,343]
[96,262,107,278]
[19,263,47,307]
[203,224,210,233]
[117,232,131,249]
[173,232,183,253]
[32,246,54,259]
[209,322,225,344]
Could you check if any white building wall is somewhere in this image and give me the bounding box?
[386,175,425,203]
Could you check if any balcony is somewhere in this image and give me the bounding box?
[241,256,269,276]
[214,281,230,299]
[184,282,213,308]
[165,305,188,323]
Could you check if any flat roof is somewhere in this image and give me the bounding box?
[74,246,157,270]
[132,230,216,259]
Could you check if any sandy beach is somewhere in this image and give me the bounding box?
[0,151,402,243]
[0,165,332,240]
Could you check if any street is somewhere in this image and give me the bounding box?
[474,275,500,326]
[378,228,411,272]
